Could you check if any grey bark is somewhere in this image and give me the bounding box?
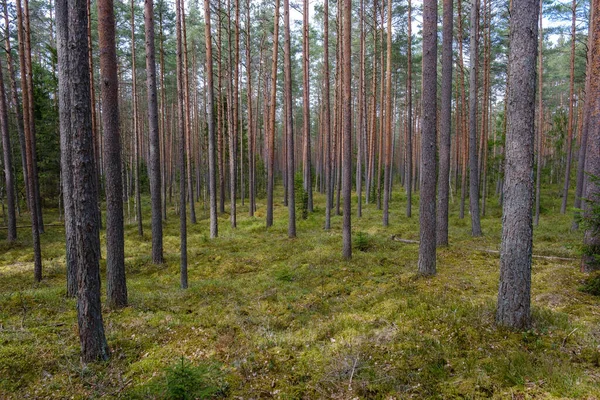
[98,0,127,308]
[283,0,296,238]
[437,0,453,247]
[468,0,482,236]
[0,55,16,242]
[341,0,351,259]
[144,0,164,264]
[418,0,437,275]
[496,0,539,329]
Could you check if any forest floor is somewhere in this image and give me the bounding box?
[1,185,600,399]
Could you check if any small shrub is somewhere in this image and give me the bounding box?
[354,231,371,252]
[579,274,600,296]
[163,357,227,400]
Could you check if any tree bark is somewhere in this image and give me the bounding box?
[382,0,392,227]
[437,0,453,246]
[534,0,543,227]
[63,0,110,361]
[266,0,279,228]
[283,0,296,237]
[418,0,438,275]
[405,0,413,218]
[0,55,16,242]
[144,0,164,264]
[323,0,332,230]
[468,0,482,236]
[302,0,313,213]
[98,0,127,308]
[341,0,352,259]
[496,0,539,330]
[176,0,187,288]
[204,0,218,238]
[580,0,600,272]
[130,0,143,237]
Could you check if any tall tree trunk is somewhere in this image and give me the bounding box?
[418,0,438,275]
[130,0,143,236]
[437,0,453,246]
[204,0,218,238]
[572,3,595,230]
[323,0,332,230]
[176,0,187,288]
[580,0,600,272]
[496,0,540,329]
[0,56,16,242]
[534,0,543,226]
[217,0,225,214]
[283,0,296,237]
[22,0,43,233]
[159,2,167,220]
[63,0,110,361]
[3,0,28,218]
[302,0,313,213]
[266,0,279,228]
[16,0,41,281]
[405,0,412,217]
[561,0,577,214]
[57,0,77,296]
[341,0,351,259]
[99,0,127,308]
[382,0,392,226]
[356,0,365,218]
[246,0,255,217]
[181,4,196,224]
[468,0,482,236]
[144,0,164,264]
[226,0,237,228]
[458,0,468,219]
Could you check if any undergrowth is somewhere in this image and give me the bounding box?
[0,184,599,398]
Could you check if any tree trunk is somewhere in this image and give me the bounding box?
[98,0,127,308]
[130,0,143,237]
[226,0,237,228]
[341,0,352,259]
[356,0,365,218]
[436,0,453,246]
[283,0,296,237]
[382,0,392,227]
[62,0,110,361]
[468,0,482,236]
[496,0,539,329]
[0,56,16,242]
[324,0,332,230]
[204,0,218,238]
[580,0,600,272]
[144,0,164,264]
[266,0,279,228]
[16,0,41,281]
[176,0,187,288]
[405,0,412,218]
[418,0,438,275]
[534,0,543,227]
[56,0,77,296]
[561,0,577,214]
[302,0,313,213]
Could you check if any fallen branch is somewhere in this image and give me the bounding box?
[390,235,577,261]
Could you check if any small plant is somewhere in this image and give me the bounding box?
[294,172,309,220]
[579,274,600,296]
[163,356,227,400]
[354,231,371,252]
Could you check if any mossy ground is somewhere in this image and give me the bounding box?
[1,185,599,399]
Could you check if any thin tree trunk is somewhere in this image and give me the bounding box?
[382,0,392,226]
[341,0,351,259]
[302,0,313,213]
[405,0,412,217]
[561,0,577,214]
[266,0,279,228]
[356,0,365,218]
[437,0,453,246]
[144,0,164,264]
[324,0,332,230]
[130,0,143,236]
[534,0,543,226]
[468,0,482,236]
[176,0,187,288]
[283,0,296,237]
[99,0,127,308]
[0,56,16,242]
[204,0,218,238]
[16,0,41,281]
